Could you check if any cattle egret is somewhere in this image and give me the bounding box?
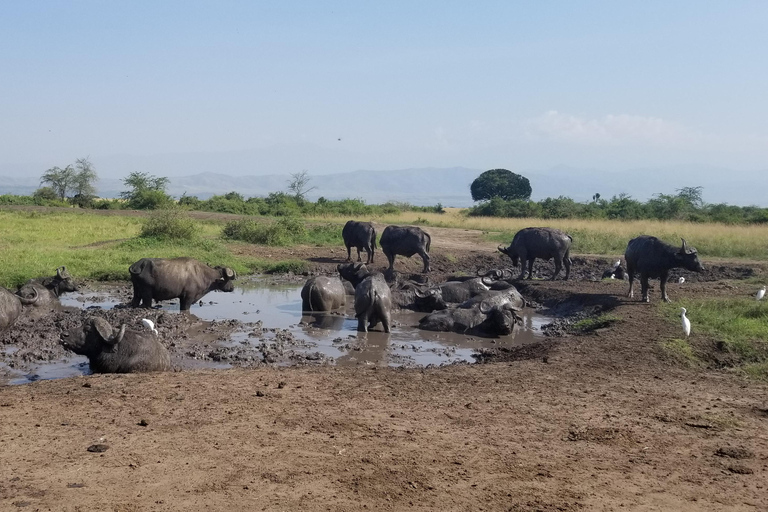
[678,277,685,284]
[613,260,621,269]
[757,286,766,301]
[141,318,158,335]
[680,308,691,337]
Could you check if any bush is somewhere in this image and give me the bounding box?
[140,208,198,240]
[222,217,308,246]
[93,198,123,210]
[33,187,59,201]
[128,189,174,210]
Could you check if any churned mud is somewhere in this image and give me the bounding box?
[1,227,768,511]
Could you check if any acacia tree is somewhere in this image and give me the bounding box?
[121,172,172,209]
[470,169,532,202]
[72,157,99,198]
[40,165,76,200]
[287,170,317,203]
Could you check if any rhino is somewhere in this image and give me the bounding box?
[16,266,78,310]
[625,236,704,303]
[0,287,39,331]
[337,263,392,333]
[342,220,377,264]
[301,276,347,312]
[498,227,572,280]
[380,225,431,273]
[60,317,171,373]
[418,289,524,337]
[129,257,237,311]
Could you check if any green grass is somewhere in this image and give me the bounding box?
[660,299,768,378]
[660,338,701,367]
[222,217,342,246]
[571,313,620,332]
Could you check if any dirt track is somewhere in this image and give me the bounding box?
[2,226,768,511]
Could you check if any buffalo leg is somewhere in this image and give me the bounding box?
[640,274,650,303]
[552,258,561,281]
[356,248,363,262]
[131,287,142,307]
[660,272,671,302]
[419,250,430,273]
[366,247,374,264]
[626,263,635,298]
[357,315,368,332]
[517,258,527,280]
[346,245,352,261]
[384,250,395,271]
[563,257,571,280]
[527,259,534,280]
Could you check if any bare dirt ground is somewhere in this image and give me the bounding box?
[2,224,768,511]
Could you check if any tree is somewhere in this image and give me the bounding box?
[676,186,704,208]
[470,169,532,202]
[287,170,317,203]
[72,157,99,198]
[121,172,172,209]
[40,165,76,200]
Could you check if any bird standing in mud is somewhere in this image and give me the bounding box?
[678,277,685,284]
[757,286,766,301]
[141,318,158,335]
[680,308,691,337]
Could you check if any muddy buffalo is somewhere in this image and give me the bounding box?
[625,236,704,303]
[380,225,431,273]
[418,289,523,337]
[0,287,38,331]
[129,257,237,311]
[301,276,347,312]
[413,277,493,311]
[16,266,78,310]
[337,263,392,333]
[498,227,572,280]
[342,221,377,264]
[61,317,171,373]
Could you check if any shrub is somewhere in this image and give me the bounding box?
[222,217,308,246]
[128,189,174,210]
[140,208,198,240]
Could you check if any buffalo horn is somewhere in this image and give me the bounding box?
[681,238,690,254]
[108,324,127,346]
[479,300,491,314]
[17,287,39,306]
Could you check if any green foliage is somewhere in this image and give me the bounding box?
[121,171,173,209]
[33,187,59,201]
[0,193,69,207]
[140,208,198,241]
[40,165,76,200]
[572,314,620,332]
[660,338,701,367]
[470,169,532,202]
[71,157,98,199]
[222,217,341,247]
[93,198,123,210]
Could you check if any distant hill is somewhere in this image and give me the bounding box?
[1,165,766,207]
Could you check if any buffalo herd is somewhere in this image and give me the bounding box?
[0,220,706,374]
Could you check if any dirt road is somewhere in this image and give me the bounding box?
[1,226,767,511]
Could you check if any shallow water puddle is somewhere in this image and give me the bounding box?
[5,278,549,384]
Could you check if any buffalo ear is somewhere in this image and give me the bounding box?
[479,300,492,314]
[92,318,115,342]
[354,263,364,271]
[224,267,236,279]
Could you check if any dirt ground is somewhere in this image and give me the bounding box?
[2,225,768,511]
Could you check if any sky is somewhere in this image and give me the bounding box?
[1,1,767,179]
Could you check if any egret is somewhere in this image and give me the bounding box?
[680,307,691,337]
[141,318,158,335]
[613,260,621,269]
[757,286,766,301]
[678,277,685,284]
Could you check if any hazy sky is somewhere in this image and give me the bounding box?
[1,1,767,176]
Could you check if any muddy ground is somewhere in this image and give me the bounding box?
[1,226,768,511]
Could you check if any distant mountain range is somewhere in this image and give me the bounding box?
[1,165,765,207]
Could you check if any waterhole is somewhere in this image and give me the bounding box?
[3,278,549,384]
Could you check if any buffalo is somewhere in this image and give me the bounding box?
[625,236,704,303]
[412,277,493,311]
[0,287,38,332]
[129,257,237,311]
[337,263,392,333]
[301,276,347,312]
[418,289,524,337]
[380,225,431,273]
[342,221,377,264]
[61,317,171,373]
[16,266,78,310]
[498,227,572,280]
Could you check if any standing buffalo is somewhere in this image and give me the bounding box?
[16,266,78,310]
[418,289,524,337]
[380,225,431,273]
[129,257,237,311]
[498,227,572,280]
[342,221,377,264]
[61,317,171,373]
[625,236,704,303]
[0,287,38,331]
[301,276,347,312]
[337,263,392,333]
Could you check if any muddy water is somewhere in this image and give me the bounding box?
[4,278,548,384]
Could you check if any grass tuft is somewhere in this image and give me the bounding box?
[572,313,620,332]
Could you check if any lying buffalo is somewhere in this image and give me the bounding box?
[498,227,572,280]
[61,317,171,373]
[413,277,493,311]
[0,287,38,331]
[380,225,431,273]
[337,263,392,333]
[625,236,704,303]
[16,266,78,310]
[342,220,377,264]
[418,289,524,337]
[129,257,237,311]
[301,276,346,312]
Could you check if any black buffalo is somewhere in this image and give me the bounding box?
[61,317,171,373]
[16,266,78,310]
[412,277,492,311]
[418,289,524,337]
[498,227,572,280]
[337,263,392,333]
[0,287,38,331]
[129,257,237,311]
[625,236,704,303]
[342,221,377,264]
[380,225,431,273]
[301,276,347,312]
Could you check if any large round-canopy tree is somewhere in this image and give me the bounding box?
[470,169,532,201]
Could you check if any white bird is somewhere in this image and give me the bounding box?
[141,318,158,335]
[680,307,691,337]
[613,260,621,269]
[757,286,766,301]
[678,277,685,284]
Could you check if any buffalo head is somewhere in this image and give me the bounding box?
[678,238,705,272]
[497,245,519,267]
[62,317,127,356]
[479,299,520,335]
[213,267,237,292]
